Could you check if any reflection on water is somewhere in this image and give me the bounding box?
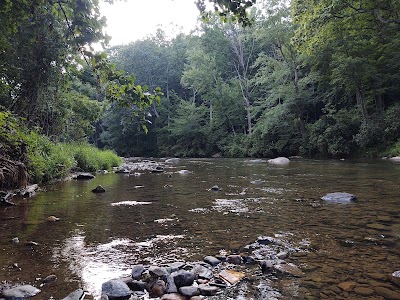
[1,158,400,299]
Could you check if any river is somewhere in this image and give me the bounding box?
[1,158,400,299]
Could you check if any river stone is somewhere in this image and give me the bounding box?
[274,263,305,277]
[392,271,400,287]
[160,293,185,300]
[177,169,190,175]
[338,281,357,292]
[179,286,200,297]
[204,256,221,266]
[198,284,219,296]
[149,266,169,277]
[101,279,131,300]
[61,289,85,300]
[267,157,290,165]
[165,158,180,163]
[92,185,106,193]
[227,255,242,265]
[210,185,221,191]
[75,172,95,179]
[354,287,374,296]
[218,270,245,285]
[192,264,213,280]
[167,262,186,272]
[131,264,145,279]
[260,260,274,273]
[1,285,41,298]
[165,275,178,293]
[127,280,146,291]
[321,192,356,203]
[149,280,166,297]
[173,270,195,287]
[389,156,400,162]
[374,286,400,299]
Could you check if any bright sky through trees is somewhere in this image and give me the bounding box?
[100,0,201,46]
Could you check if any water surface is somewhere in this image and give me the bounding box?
[1,158,400,299]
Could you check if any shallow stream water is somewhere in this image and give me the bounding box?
[1,158,400,299]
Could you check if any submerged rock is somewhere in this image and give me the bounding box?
[92,185,106,193]
[321,192,356,203]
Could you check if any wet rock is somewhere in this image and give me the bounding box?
[210,185,221,191]
[165,275,178,293]
[177,170,190,175]
[1,285,41,298]
[148,280,166,298]
[274,263,305,277]
[149,266,169,277]
[167,262,185,272]
[192,264,213,280]
[101,279,131,300]
[41,274,57,284]
[256,236,280,245]
[353,287,374,296]
[173,270,195,287]
[179,286,200,297]
[338,281,357,292]
[260,260,274,273]
[18,184,39,198]
[11,237,19,244]
[131,264,145,280]
[165,158,180,164]
[218,270,245,285]
[204,256,221,267]
[388,156,400,162]
[227,255,242,265]
[151,166,164,173]
[127,280,146,291]
[160,293,185,300]
[392,271,400,287]
[374,286,400,299]
[115,169,130,174]
[61,289,85,300]
[46,215,60,222]
[75,172,95,180]
[198,284,219,296]
[321,192,356,203]
[267,157,290,165]
[92,185,106,193]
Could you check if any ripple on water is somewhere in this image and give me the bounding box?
[54,232,186,299]
[110,200,152,206]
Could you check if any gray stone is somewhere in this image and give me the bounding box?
[179,286,200,297]
[173,270,196,287]
[131,264,145,279]
[165,275,178,293]
[1,285,41,298]
[321,192,356,203]
[75,172,95,180]
[149,266,169,277]
[274,263,305,277]
[192,264,213,280]
[198,284,219,296]
[127,280,146,291]
[227,255,242,265]
[204,256,221,267]
[101,279,131,299]
[165,158,180,163]
[148,280,166,298]
[61,289,85,300]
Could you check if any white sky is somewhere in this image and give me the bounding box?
[100,0,202,46]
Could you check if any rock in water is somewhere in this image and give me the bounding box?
[61,289,85,300]
[1,285,41,298]
[267,157,290,165]
[165,158,180,163]
[75,172,95,180]
[101,279,131,300]
[92,185,106,193]
[172,270,196,288]
[321,192,356,203]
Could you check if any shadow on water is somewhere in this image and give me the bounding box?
[1,158,400,299]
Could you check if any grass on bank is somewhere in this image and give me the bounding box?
[27,135,122,183]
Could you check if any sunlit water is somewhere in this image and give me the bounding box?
[1,158,400,299]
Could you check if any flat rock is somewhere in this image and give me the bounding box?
[274,263,305,277]
[389,156,400,162]
[198,284,219,296]
[149,266,169,277]
[374,286,400,300]
[353,287,374,296]
[165,158,180,163]
[75,172,95,180]
[160,293,186,300]
[1,285,41,298]
[338,281,357,292]
[321,192,356,203]
[131,264,145,279]
[204,256,221,266]
[218,269,245,285]
[179,286,200,297]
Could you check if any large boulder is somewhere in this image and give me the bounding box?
[101,279,131,300]
[267,157,290,165]
[321,192,356,203]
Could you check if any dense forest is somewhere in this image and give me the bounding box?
[1,0,400,186]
